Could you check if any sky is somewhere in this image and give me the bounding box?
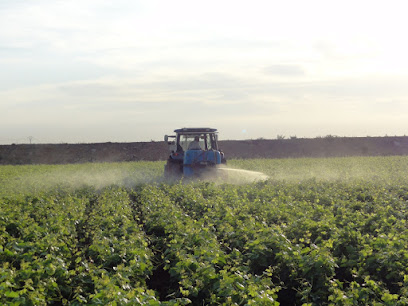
[1,0,408,144]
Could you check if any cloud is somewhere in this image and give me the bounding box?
[2,73,407,126]
[1,0,408,143]
[263,65,306,77]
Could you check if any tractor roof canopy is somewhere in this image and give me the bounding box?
[174,128,217,134]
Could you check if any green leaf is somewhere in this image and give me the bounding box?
[5,291,19,298]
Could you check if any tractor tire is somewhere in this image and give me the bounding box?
[164,159,183,179]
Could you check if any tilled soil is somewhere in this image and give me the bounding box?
[1,136,408,165]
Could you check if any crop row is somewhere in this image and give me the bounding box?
[155,181,408,304]
[2,178,408,305]
[1,187,157,305]
[135,185,279,304]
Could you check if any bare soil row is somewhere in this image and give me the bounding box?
[1,136,408,165]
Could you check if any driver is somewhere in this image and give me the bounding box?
[188,135,202,150]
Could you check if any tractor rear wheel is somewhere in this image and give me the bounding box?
[164,159,183,179]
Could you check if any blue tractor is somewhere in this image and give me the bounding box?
[164,128,226,178]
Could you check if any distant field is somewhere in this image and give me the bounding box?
[1,157,408,304]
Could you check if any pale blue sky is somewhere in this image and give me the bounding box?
[1,0,407,144]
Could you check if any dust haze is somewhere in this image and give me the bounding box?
[4,156,400,196]
[2,163,162,195]
[4,163,271,195]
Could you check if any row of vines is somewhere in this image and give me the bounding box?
[2,174,408,305]
[2,157,408,305]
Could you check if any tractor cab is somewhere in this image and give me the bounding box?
[164,128,226,178]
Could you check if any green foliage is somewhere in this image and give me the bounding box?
[1,157,408,304]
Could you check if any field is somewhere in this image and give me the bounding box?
[1,157,408,305]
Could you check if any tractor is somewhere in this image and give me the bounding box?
[164,128,226,179]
